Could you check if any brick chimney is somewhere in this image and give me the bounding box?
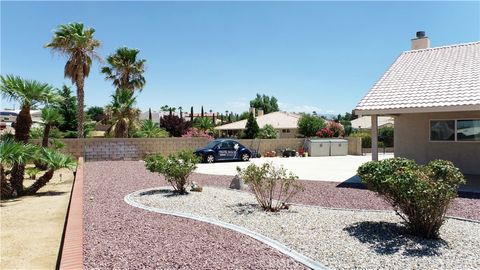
[411,31,430,50]
[257,109,264,117]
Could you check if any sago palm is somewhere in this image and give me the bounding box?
[41,107,64,147]
[136,120,168,138]
[0,139,35,198]
[194,117,214,132]
[24,148,76,195]
[46,22,101,138]
[101,47,146,92]
[108,89,140,138]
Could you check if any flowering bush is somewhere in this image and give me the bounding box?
[181,127,214,140]
[237,163,304,212]
[326,121,345,137]
[264,150,276,157]
[145,150,200,194]
[316,128,333,138]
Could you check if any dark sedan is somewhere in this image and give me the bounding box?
[194,139,252,163]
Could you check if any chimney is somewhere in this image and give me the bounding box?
[257,109,264,117]
[411,31,430,50]
[249,107,256,117]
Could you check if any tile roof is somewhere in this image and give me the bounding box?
[214,111,300,130]
[355,41,480,114]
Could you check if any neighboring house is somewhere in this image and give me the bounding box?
[355,31,480,175]
[215,111,300,138]
[351,116,394,130]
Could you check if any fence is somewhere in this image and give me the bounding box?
[30,137,362,161]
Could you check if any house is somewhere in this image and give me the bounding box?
[355,31,480,175]
[351,116,394,130]
[214,110,300,138]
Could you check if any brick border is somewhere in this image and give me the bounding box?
[58,157,84,270]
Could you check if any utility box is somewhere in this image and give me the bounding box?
[306,139,331,156]
[329,139,348,156]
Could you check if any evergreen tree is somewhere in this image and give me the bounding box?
[201,106,204,118]
[244,112,259,139]
[148,108,152,121]
[54,85,78,132]
[190,106,194,122]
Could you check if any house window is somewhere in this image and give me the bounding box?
[282,129,290,133]
[430,120,455,141]
[457,120,480,141]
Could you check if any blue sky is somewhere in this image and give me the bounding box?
[1,1,479,115]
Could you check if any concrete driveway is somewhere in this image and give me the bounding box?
[195,154,393,183]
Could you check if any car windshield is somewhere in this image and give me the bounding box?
[205,140,220,149]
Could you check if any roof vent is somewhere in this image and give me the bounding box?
[416,31,426,39]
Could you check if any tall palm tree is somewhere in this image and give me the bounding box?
[41,107,64,147]
[107,89,140,138]
[46,22,101,138]
[101,47,146,93]
[0,75,60,143]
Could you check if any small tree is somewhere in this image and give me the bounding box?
[193,117,213,132]
[190,106,194,122]
[41,108,64,147]
[145,151,200,194]
[201,106,204,118]
[298,114,325,137]
[133,120,169,138]
[148,108,152,121]
[244,112,259,139]
[237,163,304,211]
[160,115,191,137]
[258,124,278,139]
[86,106,105,122]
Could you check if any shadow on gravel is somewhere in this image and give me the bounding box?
[226,203,260,216]
[139,189,190,197]
[344,221,448,257]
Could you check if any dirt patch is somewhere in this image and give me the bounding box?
[1,168,74,270]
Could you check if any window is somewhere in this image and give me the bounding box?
[457,120,480,141]
[430,120,455,141]
[282,129,290,133]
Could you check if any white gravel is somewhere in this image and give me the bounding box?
[130,186,480,270]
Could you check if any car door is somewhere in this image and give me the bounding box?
[216,140,236,160]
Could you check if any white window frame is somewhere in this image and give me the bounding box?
[429,118,480,143]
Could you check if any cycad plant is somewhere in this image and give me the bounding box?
[101,47,146,93]
[107,89,140,138]
[46,22,101,138]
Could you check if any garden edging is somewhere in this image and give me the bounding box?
[124,191,329,270]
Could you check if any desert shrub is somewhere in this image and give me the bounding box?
[237,163,304,212]
[258,124,278,139]
[357,158,465,239]
[298,114,325,137]
[145,150,200,194]
[182,127,214,140]
[316,127,333,138]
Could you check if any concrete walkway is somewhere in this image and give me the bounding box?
[195,154,393,183]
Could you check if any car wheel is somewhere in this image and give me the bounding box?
[205,154,215,163]
[241,153,250,161]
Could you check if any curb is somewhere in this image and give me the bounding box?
[124,191,329,270]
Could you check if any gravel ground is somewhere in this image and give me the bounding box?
[131,186,480,270]
[84,162,306,269]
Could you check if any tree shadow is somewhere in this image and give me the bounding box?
[139,189,189,197]
[226,202,260,216]
[34,191,67,197]
[343,221,448,257]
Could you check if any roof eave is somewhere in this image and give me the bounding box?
[355,104,480,116]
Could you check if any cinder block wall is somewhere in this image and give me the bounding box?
[30,136,362,161]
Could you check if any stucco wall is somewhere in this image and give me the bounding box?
[394,111,480,175]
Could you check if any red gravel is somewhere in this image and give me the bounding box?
[84,161,306,270]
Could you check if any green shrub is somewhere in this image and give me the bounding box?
[298,114,325,137]
[357,158,465,239]
[258,124,278,139]
[350,132,371,148]
[236,163,304,212]
[379,126,394,147]
[145,150,200,194]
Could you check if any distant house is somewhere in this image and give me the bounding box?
[351,116,394,130]
[215,111,300,138]
[355,31,480,175]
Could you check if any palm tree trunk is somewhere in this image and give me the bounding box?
[42,124,51,147]
[76,70,85,138]
[15,105,32,143]
[24,169,54,195]
[1,164,13,199]
[10,163,25,196]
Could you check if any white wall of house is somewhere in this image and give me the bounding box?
[394,111,480,175]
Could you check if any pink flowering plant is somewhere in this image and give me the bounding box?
[316,128,333,138]
[326,121,345,137]
[182,127,214,140]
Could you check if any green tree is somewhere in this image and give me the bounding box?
[249,94,279,114]
[1,139,34,198]
[193,117,213,132]
[258,124,278,139]
[133,120,169,138]
[41,108,64,147]
[101,47,146,93]
[239,111,250,120]
[46,22,101,138]
[244,112,259,139]
[54,85,78,132]
[107,89,140,138]
[86,106,105,122]
[298,114,325,137]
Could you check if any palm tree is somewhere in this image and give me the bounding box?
[107,89,140,138]
[0,75,60,143]
[24,148,76,195]
[101,47,146,93]
[193,117,213,132]
[0,139,34,198]
[41,107,64,147]
[46,22,101,138]
[135,120,168,138]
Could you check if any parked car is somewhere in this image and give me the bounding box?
[194,139,252,163]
